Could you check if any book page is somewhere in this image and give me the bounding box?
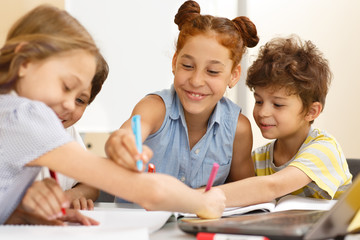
[222,200,276,217]
[178,200,276,218]
[274,195,337,212]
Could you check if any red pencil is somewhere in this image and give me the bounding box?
[49,170,66,215]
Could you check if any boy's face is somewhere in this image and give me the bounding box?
[61,84,91,128]
[15,49,96,127]
[253,86,310,140]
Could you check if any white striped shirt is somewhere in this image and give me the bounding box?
[253,127,352,199]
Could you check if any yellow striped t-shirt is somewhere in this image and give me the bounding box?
[252,128,352,199]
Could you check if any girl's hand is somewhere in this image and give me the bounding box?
[59,209,99,226]
[5,208,64,225]
[5,208,99,226]
[196,188,226,219]
[20,178,69,220]
[105,128,153,172]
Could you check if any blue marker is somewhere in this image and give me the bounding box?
[131,115,143,171]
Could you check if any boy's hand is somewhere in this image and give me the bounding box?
[69,197,94,210]
[105,128,153,171]
[64,185,97,210]
[196,188,226,219]
[21,178,69,220]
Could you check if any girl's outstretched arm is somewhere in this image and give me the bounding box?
[29,142,226,219]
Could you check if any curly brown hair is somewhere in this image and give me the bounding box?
[246,35,332,113]
[174,0,259,70]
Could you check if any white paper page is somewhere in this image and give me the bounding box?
[81,208,172,233]
[274,195,337,212]
[221,201,276,217]
[0,207,172,240]
[178,200,276,218]
[0,225,149,240]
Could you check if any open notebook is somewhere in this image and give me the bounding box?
[179,194,336,218]
[178,175,360,240]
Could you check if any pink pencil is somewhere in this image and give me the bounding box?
[205,163,219,192]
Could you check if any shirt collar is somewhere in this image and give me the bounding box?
[169,85,221,135]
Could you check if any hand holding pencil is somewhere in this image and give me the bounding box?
[105,115,153,172]
[12,176,99,226]
[205,163,219,192]
[19,177,68,220]
[195,162,225,219]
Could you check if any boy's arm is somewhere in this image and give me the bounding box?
[105,95,166,171]
[218,166,312,207]
[226,113,255,182]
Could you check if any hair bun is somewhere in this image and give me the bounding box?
[174,0,200,31]
[232,16,259,48]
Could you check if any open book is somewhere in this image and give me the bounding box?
[180,195,337,218]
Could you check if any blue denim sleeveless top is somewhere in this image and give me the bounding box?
[144,85,241,188]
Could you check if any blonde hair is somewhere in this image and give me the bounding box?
[0,4,108,97]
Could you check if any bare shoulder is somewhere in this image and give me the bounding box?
[134,94,163,108]
[133,94,166,134]
[235,113,252,136]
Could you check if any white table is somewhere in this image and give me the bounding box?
[150,215,195,240]
[94,202,360,240]
[94,202,195,239]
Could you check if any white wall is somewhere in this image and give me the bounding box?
[243,0,360,158]
[65,0,238,132]
[67,0,360,159]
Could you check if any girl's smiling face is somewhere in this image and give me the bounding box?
[172,34,241,119]
[15,49,96,125]
[253,86,310,140]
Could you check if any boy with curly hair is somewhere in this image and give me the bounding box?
[218,36,352,207]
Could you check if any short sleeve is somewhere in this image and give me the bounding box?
[2,99,73,168]
[290,134,351,199]
[0,97,73,224]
